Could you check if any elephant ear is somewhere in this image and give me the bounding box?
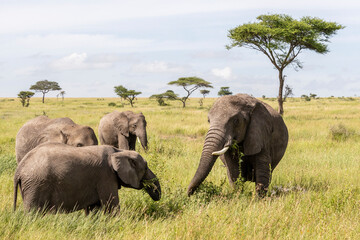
[110,151,147,189]
[39,129,68,145]
[113,113,129,137]
[243,102,272,156]
[58,130,68,144]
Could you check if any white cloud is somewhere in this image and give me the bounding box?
[14,34,153,53]
[11,34,208,54]
[15,66,41,76]
[1,1,359,34]
[51,53,114,70]
[211,67,233,80]
[131,61,185,73]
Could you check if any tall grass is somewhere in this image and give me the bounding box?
[0,97,359,239]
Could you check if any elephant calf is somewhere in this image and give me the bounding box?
[98,111,148,151]
[14,143,161,214]
[16,116,98,163]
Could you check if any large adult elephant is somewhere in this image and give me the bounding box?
[14,143,161,213]
[187,94,288,197]
[15,116,98,163]
[98,111,148,151]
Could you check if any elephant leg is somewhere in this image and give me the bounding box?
[85,201,101,215]
[117,134,129,150]
[97,184,120,213]
[220,148,240,188]
[253,150,272,197]
[241,156,255,182]
[104,194,119,213]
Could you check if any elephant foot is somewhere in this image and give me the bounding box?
[255,183,268,198]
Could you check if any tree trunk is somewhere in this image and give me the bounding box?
[277,69,284,115]
[42,93,45,103]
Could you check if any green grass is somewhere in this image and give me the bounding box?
[0,97,359,239]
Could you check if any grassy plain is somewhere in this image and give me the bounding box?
[0,96,359,239]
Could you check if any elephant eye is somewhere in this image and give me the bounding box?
[77,143,83,147]
[130,159,137,168]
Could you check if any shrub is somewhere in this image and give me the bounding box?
[108,102,116,107]
[193,181,224,204]
[330,123,354,141]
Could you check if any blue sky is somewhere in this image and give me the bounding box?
[0,0,359,98]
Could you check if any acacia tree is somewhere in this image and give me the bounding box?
[57,91,66,101]
[227,14,344,114]
[218,87,232,96]
[114,85,127,102]
[18,91,35,107]
[30,80,61,103]
[168,77,213,107]
[200,89,210,98]
[150,90,178,106]
[114,85,141,107]
[199,89,210,107]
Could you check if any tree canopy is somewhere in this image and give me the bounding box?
[114,85,142,107]
[168,77,213,107]
[18,91,35,107]
[57,91,66,101]
[227,14,344,114]
[150,90,178,106]
[218,87,232,96]
[200,89,210,98]
[30,80,61,103]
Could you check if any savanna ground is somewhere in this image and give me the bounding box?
[0,96,359,239]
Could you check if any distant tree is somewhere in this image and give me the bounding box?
[57,91,66,101]
[200,89,210,98]
[309,93,317,99]
[114,85,128,102]
[30,80,61,103]
[199,89,210,107]
[301,94,311,101]
[227,14,344,114]
[218,87,232,96]
[114,85,141,107]
[18,91,35,107]
[168,77,213,107]
[283,84,294,102]
[150,90,178,106]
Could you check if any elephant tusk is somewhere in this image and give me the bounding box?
[137,137,141,144]
[212,146,229,156]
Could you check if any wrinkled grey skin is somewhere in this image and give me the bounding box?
[187,94,288,197]
[99,111,148,151]
[14,143,161,214]
[15,116,98,163]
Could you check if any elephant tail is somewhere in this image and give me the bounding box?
[13,175,20,212]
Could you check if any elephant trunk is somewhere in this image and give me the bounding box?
[142,168,161,201]
[187,127,228,196]
[137,130,148,151]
